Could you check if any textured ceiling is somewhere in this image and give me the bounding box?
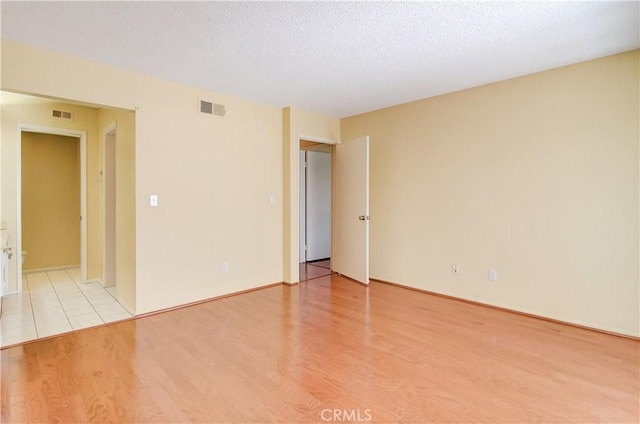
[1,1,638,117]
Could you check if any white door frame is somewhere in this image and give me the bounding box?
[297,135,338,269]
[102,122,117,287]
[17,124,87,292]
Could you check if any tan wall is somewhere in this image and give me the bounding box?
[341,50,639,336]
[22,132,80,270]
[282,107,340,283]
[0,93,102,288]
[1,40,283,314]
[97,108,136,312]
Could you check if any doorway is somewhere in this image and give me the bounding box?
[18,126,87,290]
[0,92,137,346]
[291,135,370,285]
[299,141,333,281]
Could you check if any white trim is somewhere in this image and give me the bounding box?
[80,134,87,284]
[102,122,117,289]
[23,264,81,274]
[17,124,88,292]
[298,134,340,145]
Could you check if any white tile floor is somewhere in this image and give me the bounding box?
[0,268,132,348]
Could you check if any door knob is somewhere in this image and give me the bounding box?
[3,246,13,259]
[358,216,370,221]
[359,215,365,220]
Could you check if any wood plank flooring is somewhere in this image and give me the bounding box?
[1,274,638,423]
[299,260,333,282]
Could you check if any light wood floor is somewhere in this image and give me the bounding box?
[299,259,332,282]
[1,274,638,423]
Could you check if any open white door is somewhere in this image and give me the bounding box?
[334,136,369,284]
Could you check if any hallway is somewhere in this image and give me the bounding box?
[0,268,132,347]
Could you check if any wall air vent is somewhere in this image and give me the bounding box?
[52,109,73,120]
[199,99,226,117]
[200,100,213,115]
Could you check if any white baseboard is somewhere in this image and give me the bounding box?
[23,264,81,274]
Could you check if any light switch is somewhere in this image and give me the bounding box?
[150,195,158,207]
[489,269,498,281]
[269,194,276,205]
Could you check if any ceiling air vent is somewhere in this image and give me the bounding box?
[199,99,226,117]
[52,109,73,120]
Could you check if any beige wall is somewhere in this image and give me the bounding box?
[342,50,639,336]
[4,39,636,335]
[0,93,102,289]
[282,107,340,283]
[1,40,283,314]
[22,132,80,270]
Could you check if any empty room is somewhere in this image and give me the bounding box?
[0,2,638,423]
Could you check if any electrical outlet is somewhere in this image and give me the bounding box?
[489,269,498,281]
[221,262,229,273]
[451,264,459,274]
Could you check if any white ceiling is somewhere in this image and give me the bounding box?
[1,1,638,118]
